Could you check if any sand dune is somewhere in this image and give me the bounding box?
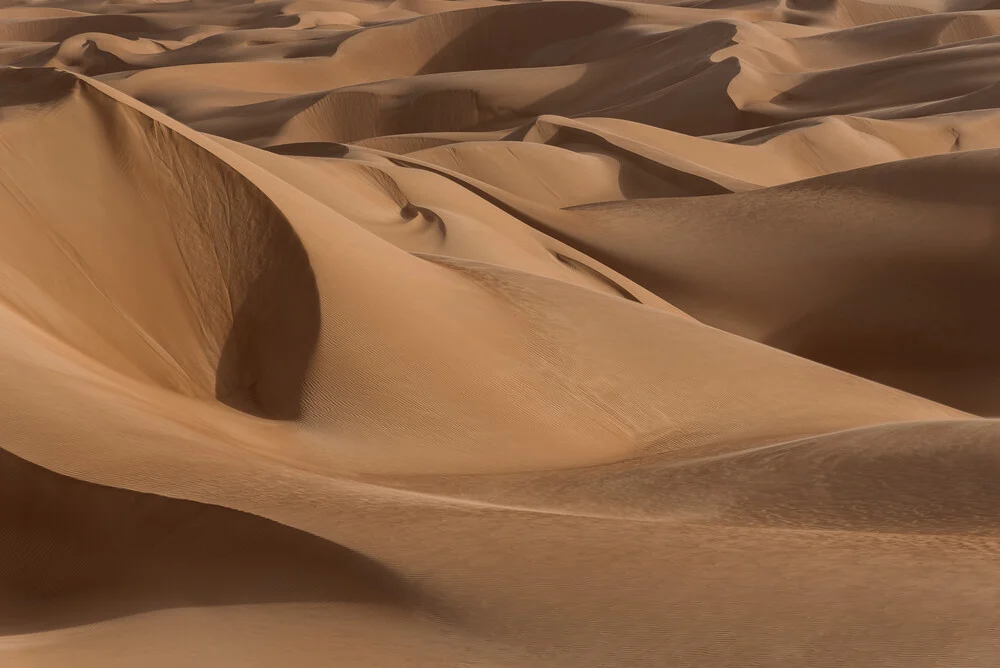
[566,150,1000,413]
[4,0,1000,665]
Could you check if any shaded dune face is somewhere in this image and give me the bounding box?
[0,447,413,634]
[0,68,319,419]
[274,2,635,144]
[566,154,1000,415]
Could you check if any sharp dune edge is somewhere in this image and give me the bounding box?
[2,0,1000,664]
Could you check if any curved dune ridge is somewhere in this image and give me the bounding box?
[3,0,1000,664]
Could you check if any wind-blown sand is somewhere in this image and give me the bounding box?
[2,0,1000,665]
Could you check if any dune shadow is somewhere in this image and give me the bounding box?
[267,141,351,158]
[414,1,632,76]
[763,227,1000,415]
[794,151,1000,206]
[0,67,79,110]
[0,448,415,635]
[213,205,321,421]
[507,21,751,137]
[191,91,325,144]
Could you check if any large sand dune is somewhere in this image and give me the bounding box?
[3,0,1000,664]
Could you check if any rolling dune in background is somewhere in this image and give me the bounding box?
[3,0,1000,664]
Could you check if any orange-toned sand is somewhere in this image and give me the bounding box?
[3,0,1000,665]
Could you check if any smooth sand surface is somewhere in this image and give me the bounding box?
[3,0,1000,665]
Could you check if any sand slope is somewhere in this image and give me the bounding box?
[3,0,1000,665]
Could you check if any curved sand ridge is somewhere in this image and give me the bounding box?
[3,0,1000,666]
[0,67,319,419]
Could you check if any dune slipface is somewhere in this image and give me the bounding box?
[2,0,1000,665]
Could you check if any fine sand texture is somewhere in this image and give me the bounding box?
[3,0,1000,665]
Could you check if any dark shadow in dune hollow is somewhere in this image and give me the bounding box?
[520,121,731,199]
[213,204,321,421]
[0,67,79,110]
[268,141,350,158]
[496,21,752,140]
[0,448,415,635]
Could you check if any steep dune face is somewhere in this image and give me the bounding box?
[4,0,1000,666]
[0,448,411,634]
[0,67,319,418]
